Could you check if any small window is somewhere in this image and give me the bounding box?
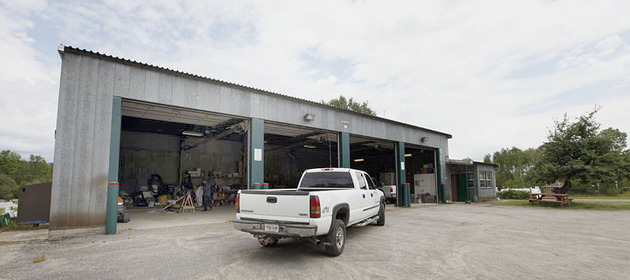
[300,172,354,188]
[365,173,376,189]
[355,172,368,189]
[478,171,493,189]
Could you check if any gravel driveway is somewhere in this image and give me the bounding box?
[1,203,628,279]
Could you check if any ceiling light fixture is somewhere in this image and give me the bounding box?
[303,144,317,149]
[404,153,412,157]
[354,158,364,162]
[182,131,203,137]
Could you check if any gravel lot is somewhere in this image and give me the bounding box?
[1,203,629,279]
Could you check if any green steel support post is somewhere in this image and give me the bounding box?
[106,97,122,235]
[396,142,406,207]
[465,165,471,204]
[339,132,350,168]
[436,149,446,204]
[249,118,264,189]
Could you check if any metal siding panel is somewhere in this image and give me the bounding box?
[250,93,260,119]
[183,77,199,109]
[280,99,289,122]
[239,91,251,116]
[144,70,159,102]
[205,82,223,112]
[89,60,115,226]
[327,110,335,131]
[70,55,98,227]
[171,74,186,107]
[196,81,212,112]
[266,96,277,121]
[128,66,146,100]
[158,72,174,104]
[51,53,81,229]
[219,86,231,115]
[113,63,130,98]
[230,89,243,116]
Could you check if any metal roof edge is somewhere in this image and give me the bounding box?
[61,45,452,139]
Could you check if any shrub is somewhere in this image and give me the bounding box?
[499,190,530,200]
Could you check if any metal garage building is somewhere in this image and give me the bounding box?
[50,45,454,238]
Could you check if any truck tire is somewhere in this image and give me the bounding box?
[258,235,279,247]
[121,213,130,223]
[325,219,346,256]
[376,202,385,226]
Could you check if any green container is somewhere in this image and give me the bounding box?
[403,183,411,207]
[0,213,10,227]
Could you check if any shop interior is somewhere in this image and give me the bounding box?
[405,146,437,203]
[348,136,396,186]
[264,122,338,188]
[119,101,247,210]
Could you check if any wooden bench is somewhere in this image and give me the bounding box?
[529,193,572,207]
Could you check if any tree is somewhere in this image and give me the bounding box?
[533,108,630,194]
[0,150,53,199]
[0,150,22,180]
[0,173,18,199]
[322,95,377,116]
[485,147,539,189]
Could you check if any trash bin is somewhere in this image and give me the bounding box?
[403,183,411,207]
[0,213,11,227]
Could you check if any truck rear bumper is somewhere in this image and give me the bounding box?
[233,220,317,237]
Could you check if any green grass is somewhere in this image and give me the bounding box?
[568,193,630,199]
[490,199,630,210]
[0,221,48,232]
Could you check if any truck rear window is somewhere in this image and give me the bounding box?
[299,172,354,189]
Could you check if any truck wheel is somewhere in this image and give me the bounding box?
[325,219,346,256]
[121,213,130,223]
[376,202,385,226]
[258,235,279,247]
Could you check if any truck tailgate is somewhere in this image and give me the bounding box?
[239,190,311,223]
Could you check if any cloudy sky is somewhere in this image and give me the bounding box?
[1,0,629,162]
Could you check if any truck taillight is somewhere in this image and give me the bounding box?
[390,187,394,193]
[310,195,321,218]
[235,193,240,213]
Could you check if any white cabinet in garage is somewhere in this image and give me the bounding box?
[413,173,436,199]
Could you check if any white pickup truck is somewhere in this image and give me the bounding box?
[233,168,386,256]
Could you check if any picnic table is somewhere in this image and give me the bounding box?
[529,193,573,207]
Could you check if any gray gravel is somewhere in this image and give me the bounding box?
[1,203,629,279]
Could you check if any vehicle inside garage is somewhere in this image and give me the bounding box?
[348,136,396,187]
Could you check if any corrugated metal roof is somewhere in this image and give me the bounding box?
[59,44,452,138]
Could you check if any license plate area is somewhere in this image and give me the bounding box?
[264,224,279,232]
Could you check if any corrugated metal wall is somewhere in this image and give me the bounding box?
[51,47,451,233]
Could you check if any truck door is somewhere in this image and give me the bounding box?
[354,171,376,221]
[364,173,381,217]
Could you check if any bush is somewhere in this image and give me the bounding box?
[499,190,530,200]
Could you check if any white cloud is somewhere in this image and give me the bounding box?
[0,1,58,161]
[1,0,630,162]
